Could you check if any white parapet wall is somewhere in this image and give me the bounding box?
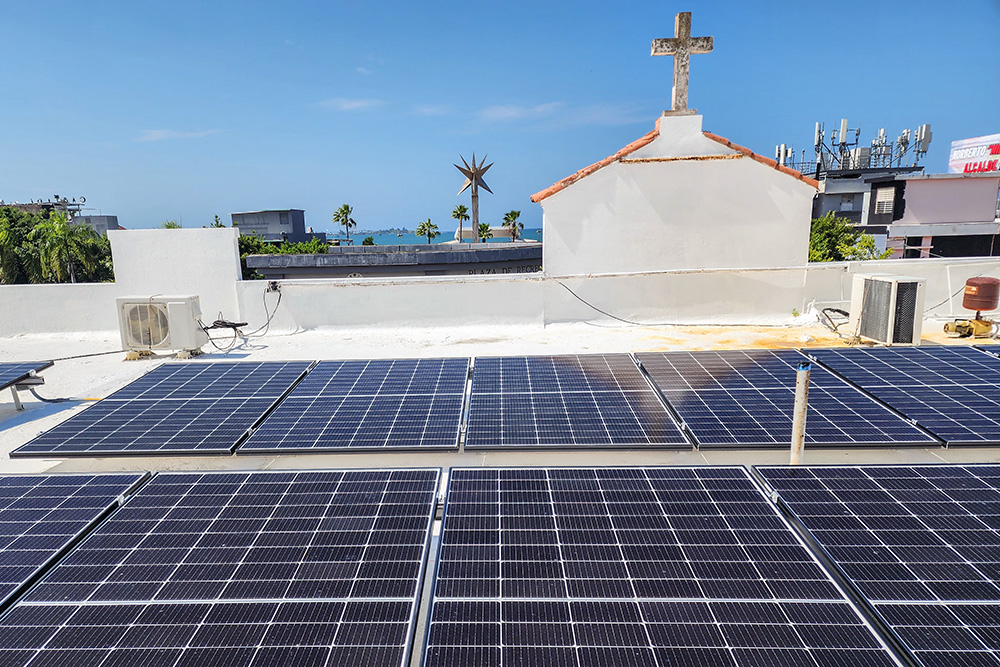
[3,231,1000,336]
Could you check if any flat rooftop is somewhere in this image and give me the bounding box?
[4,320,998,477]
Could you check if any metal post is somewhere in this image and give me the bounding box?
[790,362,811,465]
[10,386,23,411]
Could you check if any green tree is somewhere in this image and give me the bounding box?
[0,217,18,283]
[451,204,469,243]
[502,210,523,242]
[161,220,182,229]
[29,213,99,283]
[210,215,226,228]
[332,204,356,244]
[416,218,439,244]
[477,222,492,243]
[237,232,269,280]
[277,237,328,254]
[809,212,892,262]
[362,236,375,245]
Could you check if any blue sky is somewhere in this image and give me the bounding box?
[1,0,997,232]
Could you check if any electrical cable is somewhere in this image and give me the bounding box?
[555,280,677,327]
[26,388,100,404]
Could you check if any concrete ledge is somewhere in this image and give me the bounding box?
[246,245,542,269]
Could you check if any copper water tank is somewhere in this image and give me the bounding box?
[963,277,1000,312]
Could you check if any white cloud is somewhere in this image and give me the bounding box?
[478,102,562,122]
[136,129,218,142]
[412,104,451,116]
[318,98,384,111]
[356,66,371,75]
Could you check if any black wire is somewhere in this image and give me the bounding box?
[27,388,74,403]
[46,349,129,362]
[245,289,281,338]
[555,280,676,326]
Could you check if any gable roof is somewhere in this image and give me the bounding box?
[530,120,818,203]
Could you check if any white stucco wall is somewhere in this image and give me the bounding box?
[896,175,1000,225]
[5,257,999,335]
[539,115,816,276]
[108,228,241,321]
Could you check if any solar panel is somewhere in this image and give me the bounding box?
[810,346,1000,446]
[424,467,904,667]
[465,355,691,449]
[0,473,145,612]
[638,350,938,449]
[239,358,469,453]
[0,469,440,667]
[0,362,53,392]
[11,361,311,458]
[757,464,1000,667]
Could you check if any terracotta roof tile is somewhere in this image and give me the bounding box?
[530,118,662,203]
[530,120,819,203]
[702,132,819,188]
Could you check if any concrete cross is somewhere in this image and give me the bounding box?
[651,11,713,114]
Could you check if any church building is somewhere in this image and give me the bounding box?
[532,13,818,277]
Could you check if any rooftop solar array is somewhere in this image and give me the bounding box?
[810,346,1000,446]
[425,466,903,667]
[0,362,53,392]
[465,355,690,449]
[0,473,145,613]
[11,361,311,457]
[0,468,439,667]
[240,358,469,452]
[757,465,1000,667]
[637,350,938,449]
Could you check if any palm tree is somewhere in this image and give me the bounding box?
[29,213,98,283]
[502,210,523,242]
[477,222,492,243]
[0,217,18,283]
[451,204,469,243]
[332,204,356,244]
[416,218,439,244]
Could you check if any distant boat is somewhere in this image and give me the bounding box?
[397,233,403,237]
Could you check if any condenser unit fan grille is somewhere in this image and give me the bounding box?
[124,303,170,347]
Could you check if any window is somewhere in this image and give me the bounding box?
[839,194,854,212]
[279,211,289,225]
[874,187,894,215]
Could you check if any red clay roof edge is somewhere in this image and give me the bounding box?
[702,132,819,188]
[530,120,819,203]
[529,118,662,203]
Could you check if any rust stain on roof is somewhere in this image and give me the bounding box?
[530,121,819,203]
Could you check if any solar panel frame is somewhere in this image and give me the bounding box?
[0,473,147,615]
[756,464,1000,667]
[11,361,313,458]
[238,358,470,454]
[0,468,441,667]
[465,355,692,450]
[0,362,53,392]
[638,349,939,450]
[423,466,906,667]
[809,347,1000,447]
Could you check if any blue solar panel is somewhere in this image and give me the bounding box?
[465,355,691,449]
[11,362,311,458]
[811,347,1000,446]
[0,473,145,612]
[105,361,313,400]
[757,464,1000,667]
[0,362,52,391]
[0,469,440,667]
[424,467,904,667]
[638,350,938,449]
[239,358,469,453]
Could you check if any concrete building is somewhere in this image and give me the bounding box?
[531,114,818,276]
[246,242,542,279]
[812,166,924,247]
[889,173,1000,258]
[230,209,325,243]
[73,215,121,236]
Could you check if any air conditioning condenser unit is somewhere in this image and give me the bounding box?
[848,274,925,345]
[117,295,209,357]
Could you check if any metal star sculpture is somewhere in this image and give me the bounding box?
[455,153,493,239]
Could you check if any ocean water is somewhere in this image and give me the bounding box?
[330,228,542,246]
